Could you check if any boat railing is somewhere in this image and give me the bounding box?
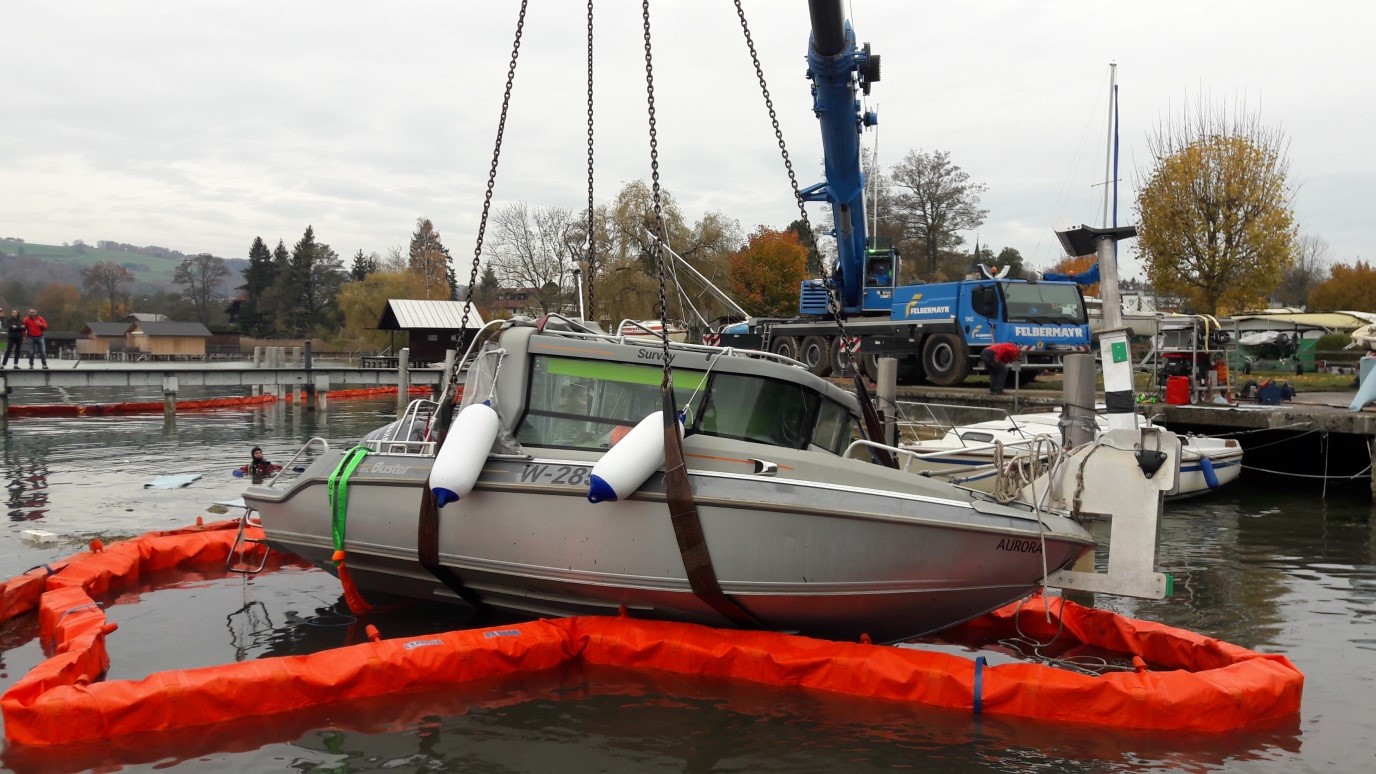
[363,398,439,457]
[845,435,1055,473]
[534,313,807,370]
[894,400,1031,447]
[266,436,330,488]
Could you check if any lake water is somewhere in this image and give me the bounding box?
[1,390,1373,772]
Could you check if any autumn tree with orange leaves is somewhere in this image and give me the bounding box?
[1307,260,1376,312]
[727,227,807,317]
[1045,254,1100,298]
[1135,105,1296,316]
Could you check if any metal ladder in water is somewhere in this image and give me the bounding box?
[227,436,331,573]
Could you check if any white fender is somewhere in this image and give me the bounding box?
[587,411,683,503]
[430,402,499,507]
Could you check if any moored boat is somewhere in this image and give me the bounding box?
[896,402,1243,499]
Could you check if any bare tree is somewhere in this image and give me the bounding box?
[81,261,134,320]
[888,149,989,277]
[488,202,579,314]
[1274,234,1331,308]
[380,245,408,273]
[174,253,231,325]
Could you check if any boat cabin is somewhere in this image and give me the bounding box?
[480,324,864,457]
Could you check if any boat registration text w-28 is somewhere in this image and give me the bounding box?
[518,464,592,486]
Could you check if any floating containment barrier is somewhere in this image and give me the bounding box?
[0,521,1303,749]
[7,385,432,417]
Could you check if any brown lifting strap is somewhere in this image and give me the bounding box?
[854,372,898,468]
[417,423,488,611]
[662,389,762,629]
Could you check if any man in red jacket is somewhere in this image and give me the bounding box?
[22,308,48,369]
[980,341,1021,395]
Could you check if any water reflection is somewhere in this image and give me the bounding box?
[3,443,48,523]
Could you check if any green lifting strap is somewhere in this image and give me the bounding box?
[327,446,372,563]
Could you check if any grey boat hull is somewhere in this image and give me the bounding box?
[246,439,1092,642]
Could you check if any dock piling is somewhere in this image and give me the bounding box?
[397,348,411,415]
[1062,354,1097,450]
[877,357,897,446]
[162,376,178,422]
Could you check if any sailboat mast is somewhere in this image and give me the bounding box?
[1102,62,1117,229]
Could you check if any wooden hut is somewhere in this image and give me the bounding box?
[375,299,486,366]
[76,322,134,359]
[127,321,213,360]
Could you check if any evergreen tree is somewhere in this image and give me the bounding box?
[349,249,379,281]
[475,264,500,307]
[273,225,345,336]
[237,237,278,336]
[446,262,460,301]
[408,217,453,299]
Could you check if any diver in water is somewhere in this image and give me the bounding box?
[249,446,273,478]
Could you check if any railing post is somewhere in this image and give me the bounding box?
[397,347,411,415]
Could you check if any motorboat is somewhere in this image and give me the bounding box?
[244,316,1102,642]
[896,402,1242,499]
[618,319,688,343]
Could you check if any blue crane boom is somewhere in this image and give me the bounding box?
[802,0,879,313]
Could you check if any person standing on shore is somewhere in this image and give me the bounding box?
[2,310,25,369]
[980,341,1022,395]
[22,308,48,369]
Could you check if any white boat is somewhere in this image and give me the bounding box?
[244,317,1113,642]
[618,319,688,342]
[896,403,1242,499]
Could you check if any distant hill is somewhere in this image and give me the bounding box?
[0,238,246,293]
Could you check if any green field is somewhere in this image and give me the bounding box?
[0,240,182,285]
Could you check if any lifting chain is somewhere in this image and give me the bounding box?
[732,0,852,356]
[584,0,597,322]
[460,0,529,334]
[640,0,672,386]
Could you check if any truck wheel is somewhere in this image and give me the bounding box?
[898,355,928,385]
[830,337,859,377]
[859,353,880,381]
[860,353,925,384]
[799,336,833,376]
[771,336,799,361]
[922,334,971,386]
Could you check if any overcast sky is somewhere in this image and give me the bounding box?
[3,1,1371,282]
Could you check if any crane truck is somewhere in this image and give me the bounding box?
[711,0,1092,386]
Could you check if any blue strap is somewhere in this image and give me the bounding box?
[973,656,987,715]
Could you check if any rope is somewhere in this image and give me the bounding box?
[1070,444,1103,518]
[1239,463,1372,481]
[990,435,1062,505]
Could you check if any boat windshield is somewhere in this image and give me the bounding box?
[515,355,859,455]
[516,356,705,450]
[1002,282,1086,324]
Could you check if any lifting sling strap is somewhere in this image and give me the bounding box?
[417,423,488,610]
[854,372,898,468]
[661,389,762,628]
